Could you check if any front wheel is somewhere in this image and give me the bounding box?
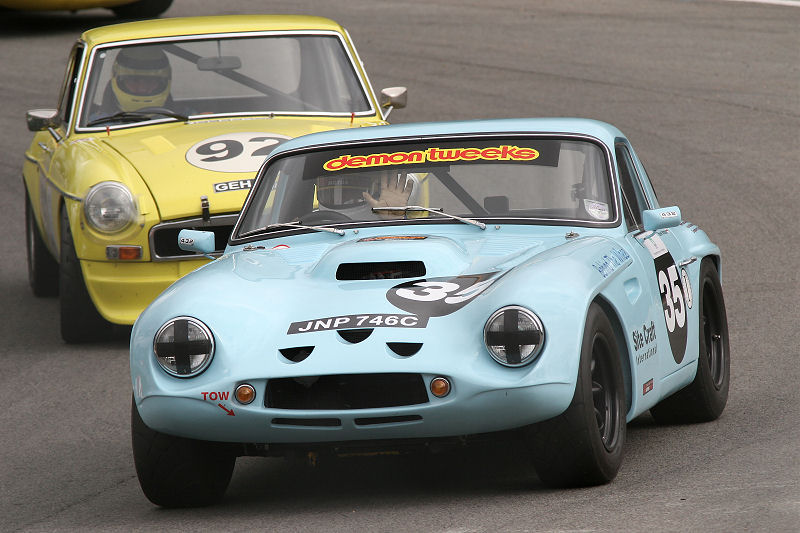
[26,194,58,297]
[132,397,236,507]
[528,303,626,487]
[650,259,730,423]
[59,208,112,343]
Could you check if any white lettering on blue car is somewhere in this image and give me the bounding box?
[287,313,427,334]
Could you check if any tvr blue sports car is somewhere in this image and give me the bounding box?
[130,118,730,507]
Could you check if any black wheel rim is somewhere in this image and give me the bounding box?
[702,281,726,390]
[591,334,620,451]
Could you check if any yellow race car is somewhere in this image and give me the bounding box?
[23,15,407,342]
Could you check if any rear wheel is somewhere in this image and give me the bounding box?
[26,194,58,297]
[132,397,236,507]
[59,208,112,343]
[112,0,173,18]
[650,259,730,423]
[529,303,626,487]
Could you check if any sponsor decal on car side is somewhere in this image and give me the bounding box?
[186,132,290,173]
[636,232,689,364]
[643,378,654,395]
[591,247,631,278]
[632,321,658,365]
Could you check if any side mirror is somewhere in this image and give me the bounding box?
[178,229,216,255]
[379,87,407,118]
[643,206,682,231]
[26,109,60,132]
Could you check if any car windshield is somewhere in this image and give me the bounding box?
[77,33,372,129]
[236,136,616,237]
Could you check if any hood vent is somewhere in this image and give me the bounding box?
[336,261,425,280]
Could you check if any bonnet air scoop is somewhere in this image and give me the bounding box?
[336,261,426,280]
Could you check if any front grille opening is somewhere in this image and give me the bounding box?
[354,415,423,426]
[272,418,341,427]
[150,215,238,260]
[338,329,372,343]
[279,346,314,363]
[336,261,426,280]
[267,373,429,410]
[387,342,422,357]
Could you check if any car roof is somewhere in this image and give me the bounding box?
[80,15,347,47]
[271,118,626,156]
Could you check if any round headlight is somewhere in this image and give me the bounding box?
[83,181,136,233]
[484,306,545,367]
[153,317,215,377]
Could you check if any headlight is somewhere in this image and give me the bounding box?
[153,317,215,377]
[83,181,136,233]
[484,306,545,367]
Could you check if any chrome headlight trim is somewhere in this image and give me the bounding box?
[484,305,545,367]
[153,316,215,378]
[83,181,136,233]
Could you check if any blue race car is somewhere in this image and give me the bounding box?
[130,118,730,507]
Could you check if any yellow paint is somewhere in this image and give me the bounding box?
[22,15,390,325]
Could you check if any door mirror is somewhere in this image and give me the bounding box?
[643,206,682,231]
[379,87,407,118]
[26,109,60,132]
[178,229,216,255]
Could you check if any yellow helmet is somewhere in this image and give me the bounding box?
[111,47,171,112]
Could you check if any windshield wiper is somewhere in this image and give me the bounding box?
[239,221,345,238]
[86,110,188,127]
[371,205,486,230]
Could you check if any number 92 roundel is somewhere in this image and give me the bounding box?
[387,272,499,318]
[186,132,291,173]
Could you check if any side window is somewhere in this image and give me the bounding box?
[58,44,84,126]
[615,144,649,231]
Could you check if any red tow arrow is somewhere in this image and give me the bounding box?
[218,403,235,416]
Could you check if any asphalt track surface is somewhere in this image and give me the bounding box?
[1,1,798,531]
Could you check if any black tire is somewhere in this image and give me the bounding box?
[111,0,172,18]
[132,397,235,507]
[529,303,626,487]
[59,208,113,343]
[26,193,59,297]
[650,259,730,424]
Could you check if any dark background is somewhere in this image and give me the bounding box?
[1,1,798,530]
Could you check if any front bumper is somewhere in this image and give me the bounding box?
[134,378,574,444]
[82,258,210,324]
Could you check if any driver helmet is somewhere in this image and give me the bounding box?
[316,170,421,219]
[111,46,171,112]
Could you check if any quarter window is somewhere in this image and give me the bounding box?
[615,144,648,231]
[58,44,84,126]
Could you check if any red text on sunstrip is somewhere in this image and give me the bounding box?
[323,145,540,171]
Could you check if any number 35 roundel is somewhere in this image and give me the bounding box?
[637,233,692,364]
[387,272,499,318]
